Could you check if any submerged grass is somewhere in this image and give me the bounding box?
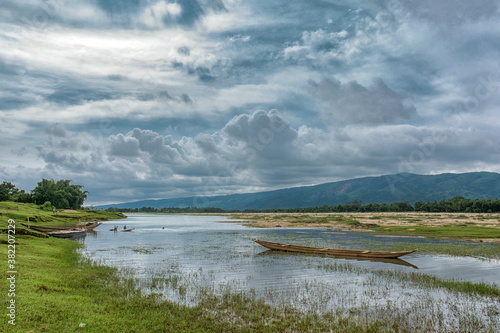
[0,232,404,332]
[318,256,500,298]
[2,236,497,332]
[390,241,500,259]
[366,266,499,298]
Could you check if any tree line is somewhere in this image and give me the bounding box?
[0,179,88,210]
[106,196,500,214]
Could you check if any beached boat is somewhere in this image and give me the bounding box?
[21,221,101,232]
[46,229,87,239]
[80,221,102,230]
[252,238,416,259]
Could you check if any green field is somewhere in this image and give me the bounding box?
[0,201,125,228]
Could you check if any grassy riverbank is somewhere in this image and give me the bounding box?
[1,233,391,332]
[1,205,499,331]
[2,232,499,332]
[0,203,367,331]
[0,201,126,228]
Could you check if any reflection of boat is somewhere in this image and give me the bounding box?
[21,221,101,232]
[256,249,418,269]
[47,229,87,239]
[252,239,416,259]
[121,228,135,232]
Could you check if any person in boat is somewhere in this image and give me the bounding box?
[124,225,127,230]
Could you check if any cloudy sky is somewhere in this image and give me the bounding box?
[1,0,499,205]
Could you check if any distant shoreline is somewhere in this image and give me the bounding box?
[120,211,500,243]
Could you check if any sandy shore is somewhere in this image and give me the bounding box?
[221,211,500,231]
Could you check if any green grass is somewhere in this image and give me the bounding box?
[319,261,500,298]
[0,201,126,227]
[0,233,392,332]
[373,224,500,239]
[390,242,500,259]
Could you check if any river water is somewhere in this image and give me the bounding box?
[79,214,500,328]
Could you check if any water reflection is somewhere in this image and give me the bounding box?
[256,250,419,269]
[82,214,499,284]
[79,215,500,329]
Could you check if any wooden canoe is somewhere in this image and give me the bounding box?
[252,239,416,259]
[47,229,87,239]
[81,221,102,230]
[21,221,101,232]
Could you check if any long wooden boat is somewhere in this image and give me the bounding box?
[80,221,102,230]
[121,228,135,232]
[253,239,416,259]
[47,229,87,239]
[256,249,418,269]
[21,221,101,232]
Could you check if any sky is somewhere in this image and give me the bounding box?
[1,0,500,206]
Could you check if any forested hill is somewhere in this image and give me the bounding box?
[97,172,500,210]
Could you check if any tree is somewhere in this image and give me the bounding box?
[31,179,88,210]
[0,181,20,201]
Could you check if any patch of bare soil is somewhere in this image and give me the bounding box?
[226,212,500,230]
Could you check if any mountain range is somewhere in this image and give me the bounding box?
[96,172,500,210]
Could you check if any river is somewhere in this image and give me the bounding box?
[78,214,500,328]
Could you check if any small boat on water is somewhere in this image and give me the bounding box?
[47,229,87,239]
[121,228,135,232]
[252,239,416,259]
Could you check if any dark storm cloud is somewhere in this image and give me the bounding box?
[96,0,142,15]
[44,124,67,138]
[2,0,500,205]
[46,86,116,105]
[222,110,298,159]
[108,133,140,157]
[401,0,499,25]
[33,109,500,204]
[314,78,417,125]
